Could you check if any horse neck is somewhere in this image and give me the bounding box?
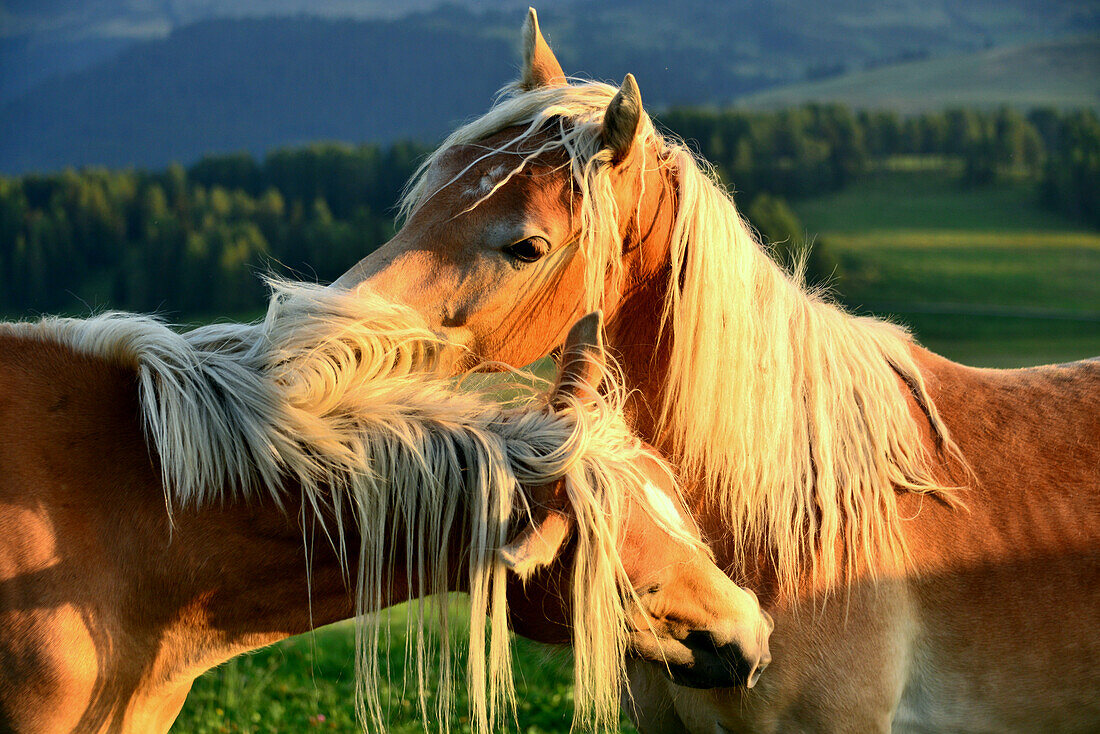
[0,335,457,733]
[164,495,358,660]
[146,484,474,722]
[74,479,453,733]
[602,157,680,447]
[605,293,784,594]
[596,159,938,597]
[605,269,673,445]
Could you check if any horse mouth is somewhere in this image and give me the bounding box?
[629,629,768,690]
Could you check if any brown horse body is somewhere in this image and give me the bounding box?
[0,309,772,733]
[0,335,352,732]
[619,298,1100,733]
[339,11,1100,731]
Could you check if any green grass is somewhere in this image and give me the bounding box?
[175,607,608,734]
[792,169,1085,233]
[920,331,1100,368]
[794,167,1100,366]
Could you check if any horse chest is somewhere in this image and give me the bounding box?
[625,584,915,734]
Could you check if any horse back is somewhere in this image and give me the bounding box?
[895,352,1100,732]
[913,352,1100,550]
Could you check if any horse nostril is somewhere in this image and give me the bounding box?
[682,628,720,651]
[662,629,770,690]
[747,660,765,688]
[739,643,770,689]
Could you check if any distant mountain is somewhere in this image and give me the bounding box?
[0,0,528,100]
[0,15,518,172]
[2,1,1098,173]
[737,35,1100,113]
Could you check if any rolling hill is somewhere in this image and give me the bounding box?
[0,0,515,101]
[0,16,518,173]
[737,35,1100,113]
[2,1,1098,173]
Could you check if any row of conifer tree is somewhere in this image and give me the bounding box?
[0,105,1095,317]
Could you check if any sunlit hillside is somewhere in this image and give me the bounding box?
[739,36,1100,113]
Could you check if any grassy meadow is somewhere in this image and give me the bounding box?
[794,165,1100,367]
[175,608,591,734]
[174,165,1099,732]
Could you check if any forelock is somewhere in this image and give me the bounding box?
[398,81,624,220]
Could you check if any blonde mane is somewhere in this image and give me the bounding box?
[401,79,963,595]
[2,280,681,732]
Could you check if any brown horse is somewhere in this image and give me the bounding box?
[0,282,772,733]
[334,10,1100,732]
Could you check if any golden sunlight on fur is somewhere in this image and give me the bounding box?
[334,12,1099,731]
[397,78,966,595]
[0,281,700,733]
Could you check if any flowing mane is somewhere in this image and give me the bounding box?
[1,281,684,732]
[401,80,965,594]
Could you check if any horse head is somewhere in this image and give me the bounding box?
[331,7,774,691]
[504,311,772,689]
[333,9,671,371]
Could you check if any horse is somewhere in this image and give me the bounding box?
[0,280,773,734]
[332,9,1100,732]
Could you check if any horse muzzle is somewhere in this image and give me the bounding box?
[667,626,771,689]
[629,610,773,690]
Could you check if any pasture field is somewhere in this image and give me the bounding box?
[793,167,1100,367]
[736,35,1100,114]
[174,168,1098,732]
[175,609,600,734]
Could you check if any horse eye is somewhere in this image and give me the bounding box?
[503,236,550,263]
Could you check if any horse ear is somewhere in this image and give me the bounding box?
[500,507,571,580]
[551,310,605,407]
[501,311,606,579]
[520,8,566,90]
[602,74,643,163]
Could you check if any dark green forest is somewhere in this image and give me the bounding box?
[1,105,1096,318]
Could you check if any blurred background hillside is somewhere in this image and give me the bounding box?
[2,0,1098,170]
[2,0,1097,365]
[1,4,1098,729]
